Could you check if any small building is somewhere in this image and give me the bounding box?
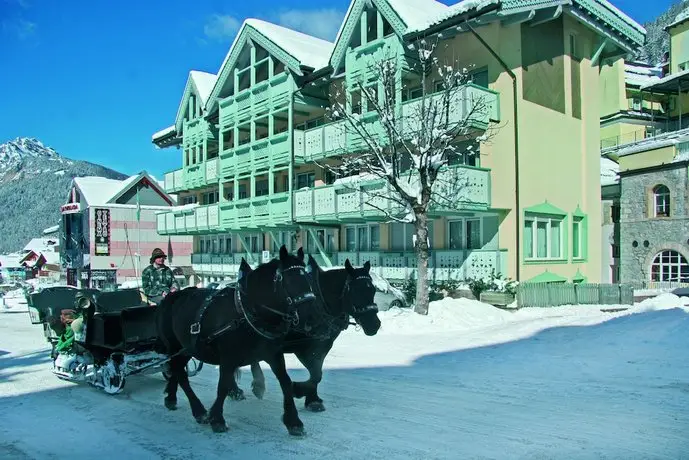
[59,171,194,289]
[0,254,26,283]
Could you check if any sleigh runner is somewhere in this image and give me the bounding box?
[27,286,202,394]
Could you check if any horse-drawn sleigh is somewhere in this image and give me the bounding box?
[27,245,383,437]
[27,285,202,394]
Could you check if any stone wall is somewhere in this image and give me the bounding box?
[619,164,689,283]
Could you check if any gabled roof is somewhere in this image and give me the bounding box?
[73,171,174,207]
[174,70,218,132]
[205,18,334,112]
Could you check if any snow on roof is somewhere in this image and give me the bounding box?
[625,62,662,87]
[152,125,176,141]
[74,176,128,206]
[0,254,22,269]
[640,68,689,91]
[600,157,619,186]
[386,0,449,32]
[595,0,646,35]
[613,129,689,158]
[245,19,334,70]
[190,71,218,107]
[42,225,59,235]
[666,8,689,30]
[406,0,498,33]
[23,238,59,254]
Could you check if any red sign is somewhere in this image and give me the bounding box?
[60,203,81,214]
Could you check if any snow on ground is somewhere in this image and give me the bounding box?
[1,296,688,459]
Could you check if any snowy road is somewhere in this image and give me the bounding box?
[1,298,689,459]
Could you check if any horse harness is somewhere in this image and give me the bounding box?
[188,268,301,352]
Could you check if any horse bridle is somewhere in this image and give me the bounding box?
[273,264,316,307]
[341,275,379,319]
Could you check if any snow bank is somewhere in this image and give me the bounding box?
[377,292,689,335]
[630,292,689,313]
[379,297,512,333]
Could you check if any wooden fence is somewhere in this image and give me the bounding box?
[516,283,634,308]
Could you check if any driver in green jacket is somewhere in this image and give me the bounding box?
[142,248,179,305]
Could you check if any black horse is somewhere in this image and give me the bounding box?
[236,256,381,412]
[156,245,316,436]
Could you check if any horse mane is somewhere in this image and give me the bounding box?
[318,268,348,314]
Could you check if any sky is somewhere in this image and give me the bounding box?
[0,0,680,179]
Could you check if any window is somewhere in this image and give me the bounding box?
[448,219,481,250]
[632,97,641,111]
[390,222,434,251]
[255,179,269,197]
[470,69,489,88]
[296,172,315,189]
[243,234,262,253]
[572,217,583,259]
[364,85,378,112]
[201,190,219,205]
[344,224,379,251]
[650,250,689,282]
[350,90,362,115]
[305,229,335,253]
[653,185,670,217]
[524,215,564,260]
[273,231,293,252]
[405,86,422,101]
[238,184,248,200]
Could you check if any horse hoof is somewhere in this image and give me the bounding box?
[305,401,326,412]
[164,399,177,411]
[287,426,306,437]
[195,414,209,425]
[229,389,246,401]
[251,383,265,400]
[211,422,229,433]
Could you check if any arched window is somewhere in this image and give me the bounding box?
[653,185,670,217]
[650,250,689,282]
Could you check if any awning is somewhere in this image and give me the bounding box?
[641,69,689,94]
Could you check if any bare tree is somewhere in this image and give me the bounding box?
[318,37,499,315]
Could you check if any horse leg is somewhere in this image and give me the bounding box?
[171,356,208,424]
[250,362,266,399]
[163,356,181,411]
[292,344,331,412]
[227,367,246,401]
[265,352,304,437]
[206,364,234,433]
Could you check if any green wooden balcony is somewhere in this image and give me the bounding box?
[189,248,508,282]
[163,158,219,193]
[293,165,491,223]
[218,72,293,127]
[182,118,215,147]
[294,84,500,162]
[156,203,220,235]
[316,249,508,282]
[218,192,291,230]
[219,132,290,177]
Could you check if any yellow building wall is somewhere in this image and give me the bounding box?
[670,21,689,74]
[618,145,677,171]
[599,58,627,117]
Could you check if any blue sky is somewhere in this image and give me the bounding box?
[0,0,678,179]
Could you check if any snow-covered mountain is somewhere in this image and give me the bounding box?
[0,137,127,253]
